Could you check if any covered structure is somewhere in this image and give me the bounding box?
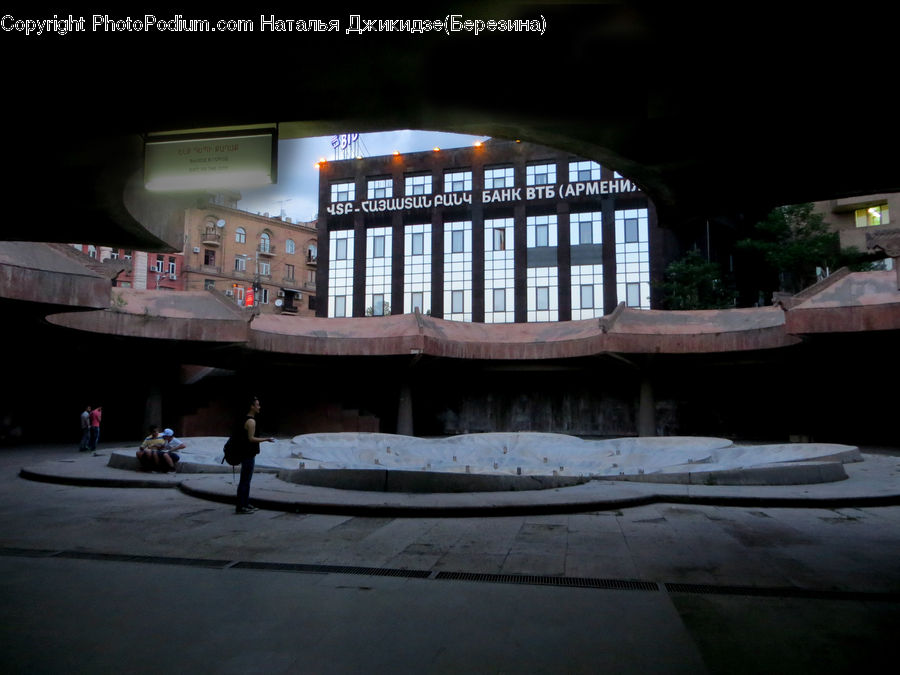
[1,5,899,444]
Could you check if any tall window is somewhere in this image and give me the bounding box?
[331,181,355,203]
[405,174,432,195]
[285,239,295,254]
[204,249,216,266]
[526,162,557,186]
[527,267,558,322]
[485,218,514,323]
[366,227,392,316]
[284,263,295,281]
[526,215,558,322]
[444,221,472,321]
[259,232,271,253]
[367,177,392,199]
[404,224,431,315]
[571,264,603,319]
[615,208,650,309]
[484,166,514,189]
[235,227,246,244]
[328,230,354,317]
[444,170,472,193]
[568,160,601,182]
[234,256,247,272]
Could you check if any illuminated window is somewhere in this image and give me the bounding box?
[568,160,601,182]
[331,182,355,203]
[367,177,392,199]
[484,166,514,189]
[405,174,432,195]
[444,170,472,193]
[235,228,246,244]
[527,163,556,186]
[855,205,889,228]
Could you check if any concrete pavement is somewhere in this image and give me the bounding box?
[1,443,899,674]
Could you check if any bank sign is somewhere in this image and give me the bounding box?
[326,178,640,216]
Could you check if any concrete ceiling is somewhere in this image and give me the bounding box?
[4,4,899,249]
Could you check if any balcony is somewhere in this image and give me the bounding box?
[201,231,222,246]
[306,253,317,266]
[257,244,276,257]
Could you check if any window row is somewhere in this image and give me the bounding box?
[330,160,611,203]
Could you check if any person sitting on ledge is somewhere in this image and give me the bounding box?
[136,426,165,471]
[157,428,185,472]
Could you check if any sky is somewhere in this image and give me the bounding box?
[238,129,489,223]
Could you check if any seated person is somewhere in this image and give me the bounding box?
[157,428,186,472]
[136,426,165,470]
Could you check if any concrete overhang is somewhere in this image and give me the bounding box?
[0,242,111,310]
[4,6,900,252]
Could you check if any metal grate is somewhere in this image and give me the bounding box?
[435,571,659,591]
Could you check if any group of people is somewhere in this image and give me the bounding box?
[137,426,186,472]
[79,405,102,452]
[77,396,274,513]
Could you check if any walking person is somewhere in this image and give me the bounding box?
[79,405,92,452]
[88,405,102,451]
[235,396,275,514]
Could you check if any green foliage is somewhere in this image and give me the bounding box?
[736,203,842,294]
[659,248,735,310]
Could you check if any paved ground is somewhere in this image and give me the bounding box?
[2,443,899,674]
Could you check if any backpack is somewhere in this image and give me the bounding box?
[222,435,245,466]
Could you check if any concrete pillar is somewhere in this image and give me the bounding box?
[143,386,163,433]
[637,374,656,437]
[396,383,413,436]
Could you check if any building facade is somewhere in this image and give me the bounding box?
[182,204,318,314]
[316,140,664,322]
[814,192,898,271]
[75,198,319,315]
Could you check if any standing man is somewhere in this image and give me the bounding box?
[89,405,102,452]
[79,405,92,452]
[235,396,275,514]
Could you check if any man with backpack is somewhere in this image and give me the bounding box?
[233,396,275,514]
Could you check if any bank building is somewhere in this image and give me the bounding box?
[316,139,665,322]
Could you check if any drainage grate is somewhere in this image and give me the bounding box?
[231,561,431,579]
[434,571,659,591]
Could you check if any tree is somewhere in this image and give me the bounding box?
[736,203,841,295]
[658,248,735,310]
